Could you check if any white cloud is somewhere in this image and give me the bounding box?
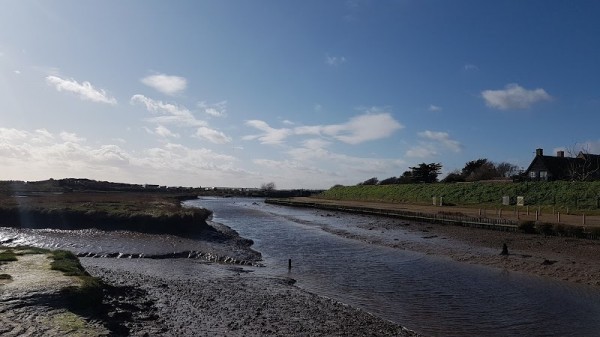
[481,83,552,110]
[0,127,250,186]
[45,75,117,105]
[406,145,437,158]
[141,74,187,96]
[198,101,227,117]
[243,120,293,145]
[130,94,207,127]
[418,130,462,152]
[194,127,232,144]
[326,55,346,66]
[245,112,403,146]
[146,125,180,138]
[59,131,86,143]
[406,130,462,158]
[428,104,442,112]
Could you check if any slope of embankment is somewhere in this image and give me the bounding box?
[320,181,600,213]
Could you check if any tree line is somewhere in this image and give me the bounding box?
[357,159,520,186]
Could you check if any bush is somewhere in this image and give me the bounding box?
[518,220,536,234]
[537,223,554,236]
[554,224,567,236]
[565,225,586,238]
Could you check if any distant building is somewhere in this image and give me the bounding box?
[525,148,600,181]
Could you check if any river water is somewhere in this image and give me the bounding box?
[189,197,600,337]
[1,197,600,336]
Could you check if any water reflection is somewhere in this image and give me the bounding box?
[194,197,600,337]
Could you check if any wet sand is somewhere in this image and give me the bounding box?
[81,258,419,337]
[313,209,600,288]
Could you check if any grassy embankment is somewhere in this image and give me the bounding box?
[320,181,600,214]
[0,246,102,308]
[0,192,210,234]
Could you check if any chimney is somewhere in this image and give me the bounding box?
[557,150,564,158]
[536,148,544,156]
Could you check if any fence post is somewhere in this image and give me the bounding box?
[557,212,561,223]
[527,206,529,215]
[536,210,539,221]
[499,209,502,218]
[583,214,586,226]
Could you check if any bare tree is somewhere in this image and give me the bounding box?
[567,144,600,181]
[260,182,276,191]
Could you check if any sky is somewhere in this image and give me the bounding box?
[1,1,599,189]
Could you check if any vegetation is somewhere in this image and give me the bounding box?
[364,162,443,185]
[320,181,600,213]
[0,249,18,263]
[47,249,105,310]
[50,250,89,276]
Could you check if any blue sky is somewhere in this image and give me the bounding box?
[1,1,599,189]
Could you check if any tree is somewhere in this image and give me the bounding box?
[379,176,400,185]
[357,177,379,186]
[567,145,600,181]
[495,162,520,178]
[260,182,276,191]
[441,169,465,183]
[409,163,442,183]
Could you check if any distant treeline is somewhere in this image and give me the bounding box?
[320,181,600,211]
[0,178,322,198]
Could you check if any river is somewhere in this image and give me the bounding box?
[1,196,600,336]
[189,197,600,337]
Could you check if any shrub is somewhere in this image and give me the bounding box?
[554,224,567,236]
[537,223,554,236]
[565,225,586,238]
[518,220,536,234]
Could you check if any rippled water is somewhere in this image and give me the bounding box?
[2,197,600,336]
[191,197,600,337]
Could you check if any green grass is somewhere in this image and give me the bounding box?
[320,181,600,214]
[50,250,89,277]
[0,249,18,263]
[48,249,105,310]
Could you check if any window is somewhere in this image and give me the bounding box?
[529,171,537,178]
[540,171,548,180]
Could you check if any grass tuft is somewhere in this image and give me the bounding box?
[0,249,18,263]
[50,250,89,277]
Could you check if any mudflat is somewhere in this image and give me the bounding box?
[283,197,600,287]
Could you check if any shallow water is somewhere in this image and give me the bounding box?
[2,197,600,336]
[191,197,600,337]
